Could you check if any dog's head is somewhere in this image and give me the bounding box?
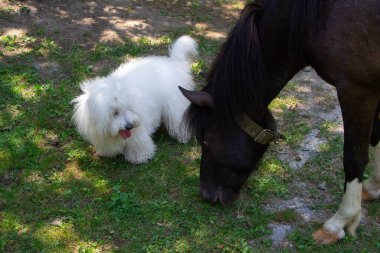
[72,78,140,141]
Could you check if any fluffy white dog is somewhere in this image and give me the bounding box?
[72,36,197,164]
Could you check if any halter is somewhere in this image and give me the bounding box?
[236,113,285,145]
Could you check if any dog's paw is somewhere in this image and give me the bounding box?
[125,153,154,164]
[95,151,105,157]
[176,133,192,144]
[126,156,150,164]
[124,146,156,164]
[177,137,190,144]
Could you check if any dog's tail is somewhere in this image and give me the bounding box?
[169,36,198,62]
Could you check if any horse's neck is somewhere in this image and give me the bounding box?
[259,0,306,106]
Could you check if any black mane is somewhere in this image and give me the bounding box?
[185,0,324,138]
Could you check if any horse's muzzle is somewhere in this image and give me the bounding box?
[200,186,239,206]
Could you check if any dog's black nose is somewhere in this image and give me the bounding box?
[125,123,134,130]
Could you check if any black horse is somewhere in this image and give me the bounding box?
[180,0,380,244]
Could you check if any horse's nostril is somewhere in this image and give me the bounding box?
[200,185,237,206]
[200,187,220,204]
[211,191,221,203]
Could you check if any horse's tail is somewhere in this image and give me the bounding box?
[169,35,198,62]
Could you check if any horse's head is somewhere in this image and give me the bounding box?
[180,87,280,206]
[177,1,289,206]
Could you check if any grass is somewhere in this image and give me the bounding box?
[1,1,380,252]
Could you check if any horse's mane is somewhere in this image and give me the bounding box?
[185,0,324,138]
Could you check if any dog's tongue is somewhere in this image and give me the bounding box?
[119,130,132,139]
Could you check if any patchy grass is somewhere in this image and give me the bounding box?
[1,1,380,252]
[0,7,15,20]
[273,209,299,223]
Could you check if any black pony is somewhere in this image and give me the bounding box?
[180,0,380,244]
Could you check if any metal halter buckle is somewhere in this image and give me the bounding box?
[237,113,285,145]
[254,129,277,145]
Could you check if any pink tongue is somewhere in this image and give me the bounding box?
[119,130,132,139]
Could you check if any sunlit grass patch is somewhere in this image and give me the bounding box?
[0,104,22,129]
[0,34,39,58]
[191,58,206,76]
[90,35,177,63]
[34,223,81,252]
[0,35,18,51]
[270,91,313,147]
[173,239,191,252]
[136,34,174,46]
[269,94,300,114]
[35,38,60,56]
[0,6,15,20]
[319,121,343,137]
[249,156,290,198]
[0,34,59,58]
[217,0,246,11]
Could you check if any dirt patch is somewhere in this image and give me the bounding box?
[267,223,292,246]
[0,169,22,188]
[1,0,237,52]
[276,68,343,170]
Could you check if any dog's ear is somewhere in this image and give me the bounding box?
[178,86,213,108]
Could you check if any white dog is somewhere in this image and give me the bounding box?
[72,36,197,164]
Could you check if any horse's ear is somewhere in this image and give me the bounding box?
[178,86,214,108]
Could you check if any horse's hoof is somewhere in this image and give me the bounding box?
[362,188,373,201]
[312,228,341,244]
[362,188,377,201]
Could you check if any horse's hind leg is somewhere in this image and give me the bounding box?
[313,84,378,244]
[363,101,380,200]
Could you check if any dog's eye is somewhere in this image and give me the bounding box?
[202,140,208,146]
[113,110,119,116]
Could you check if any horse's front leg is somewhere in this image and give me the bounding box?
[313,85,378,244]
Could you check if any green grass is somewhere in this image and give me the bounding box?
[273,209,299,223]
[0,8,15,20]
[1,2,380,252]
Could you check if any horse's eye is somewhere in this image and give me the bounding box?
[113,110,119,116]
[203,140,208,146]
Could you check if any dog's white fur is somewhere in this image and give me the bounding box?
[72,36,197,164]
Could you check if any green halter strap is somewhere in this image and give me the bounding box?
[236,113,285,145]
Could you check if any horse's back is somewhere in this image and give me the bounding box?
[308,0,380,89]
